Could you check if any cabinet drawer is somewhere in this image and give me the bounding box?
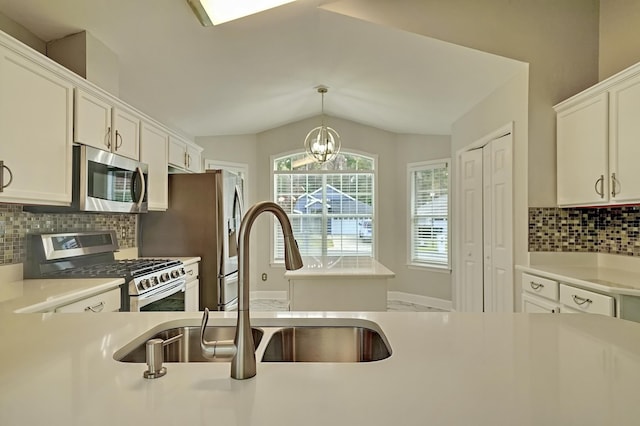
[55,288,121,313]
[522,273,559,301]
[559,284,614,316]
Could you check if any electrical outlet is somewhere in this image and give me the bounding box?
[261,273,268,281]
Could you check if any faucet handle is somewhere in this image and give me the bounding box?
[200,308,236,359]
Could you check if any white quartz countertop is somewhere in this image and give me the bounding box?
[0,277,124,313]
[285,256,395,278]
[517,263,640,296]
[0,257,200,314]
[1,310,640,425]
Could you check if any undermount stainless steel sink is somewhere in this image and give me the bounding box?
[261,326,392,362]
[116,326,263,363]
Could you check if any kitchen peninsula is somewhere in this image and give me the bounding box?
[1,309,640,425]
[285,256,395,311]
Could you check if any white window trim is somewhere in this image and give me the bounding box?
[270,149,378,264]
[407,158,451,270]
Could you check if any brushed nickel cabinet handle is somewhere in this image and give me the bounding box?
[84,301,105,313]
[105,126,112,149]
[0,161,13,192]
[529,281,544,290]
[115,130,123,150]
[595,175,604,198]
[611,173,618,197]
[572,294,593,306]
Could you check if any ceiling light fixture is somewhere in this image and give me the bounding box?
[304,86,341,163]
[186,0,297,26]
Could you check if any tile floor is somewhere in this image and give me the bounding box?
[249,298,448,312]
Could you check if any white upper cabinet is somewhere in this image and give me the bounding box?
[609,73,640,204]
[75,88,140,160]
[555,62,640,207]
[0,43,74,206]
[556,93,609,206]
[168,135,202,173]
[140,121,169,210]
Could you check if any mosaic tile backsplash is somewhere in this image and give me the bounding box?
[529,206,640,256]
[0,204,137,265]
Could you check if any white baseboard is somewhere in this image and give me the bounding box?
[251,290,288,300]
[387,291,452,311]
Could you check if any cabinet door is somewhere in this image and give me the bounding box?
[74,88,112,152]
[522,293,560,313]
[112,107,140,160]
[186,143,202,173]
[185,279,200,312]
[168,136,187,169]
[140,121,168,210]
[609,73,640,203]
[0,45,73,205]
[556,92,609,206]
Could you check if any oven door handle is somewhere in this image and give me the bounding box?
[136,280,186,309]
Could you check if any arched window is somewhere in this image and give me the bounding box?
[272,151,376,262]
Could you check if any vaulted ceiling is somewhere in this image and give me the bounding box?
[0,0,525,137]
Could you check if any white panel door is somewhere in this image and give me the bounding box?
[484,134,513,312]
[0,45,73,205]
[556,92,609,206]
[112,107,140,160]
[609,73,640,204]
[460,149,484,312]
[140,121,169,210]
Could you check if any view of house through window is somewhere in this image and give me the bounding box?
[273,151,375,262]
[409,160,450,268]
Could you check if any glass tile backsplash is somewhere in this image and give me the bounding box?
[529,206,640,256]
[0,203,137,265]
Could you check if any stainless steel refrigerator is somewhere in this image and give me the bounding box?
[139,170,244,311]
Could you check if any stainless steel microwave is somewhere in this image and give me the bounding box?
[27,145,148,213]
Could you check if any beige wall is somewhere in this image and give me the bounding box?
[451,68,529,309]
[599,0,640,80]
[0,11,45,53]
[393,134,452,300]
[196,134,259,202]
[322,0,600,208]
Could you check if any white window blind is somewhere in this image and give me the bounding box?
[409,160,450,268]
[273,152,375,262]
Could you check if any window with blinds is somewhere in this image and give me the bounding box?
[273,152,375,262]
[409,160,450,268]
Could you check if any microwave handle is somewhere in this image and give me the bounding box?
[133,166,146,208]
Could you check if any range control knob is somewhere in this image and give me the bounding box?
[150,276,158,286]
[139,278,150,290]
[160,272,170,282]
[171,269,180,279]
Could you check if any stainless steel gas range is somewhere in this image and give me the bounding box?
[25,231,187,311]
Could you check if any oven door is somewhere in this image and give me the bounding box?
[79,145,149,213]
[130,279,186,312]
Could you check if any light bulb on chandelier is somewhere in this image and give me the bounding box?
[304,86,341,163]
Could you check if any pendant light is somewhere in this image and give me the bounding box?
[304,86,341,163]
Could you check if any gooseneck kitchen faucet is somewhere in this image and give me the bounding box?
[200,201,303,379]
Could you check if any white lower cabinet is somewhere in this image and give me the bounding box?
[55,288,121,313]
[184,262,200,312]
[520,272,615,317]
[522,292,560,313]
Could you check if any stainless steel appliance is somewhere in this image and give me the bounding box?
[24,231,186,311]
[139,170,244,311]
[26,145,148,213]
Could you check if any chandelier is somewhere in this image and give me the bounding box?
[304,86,341,163]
